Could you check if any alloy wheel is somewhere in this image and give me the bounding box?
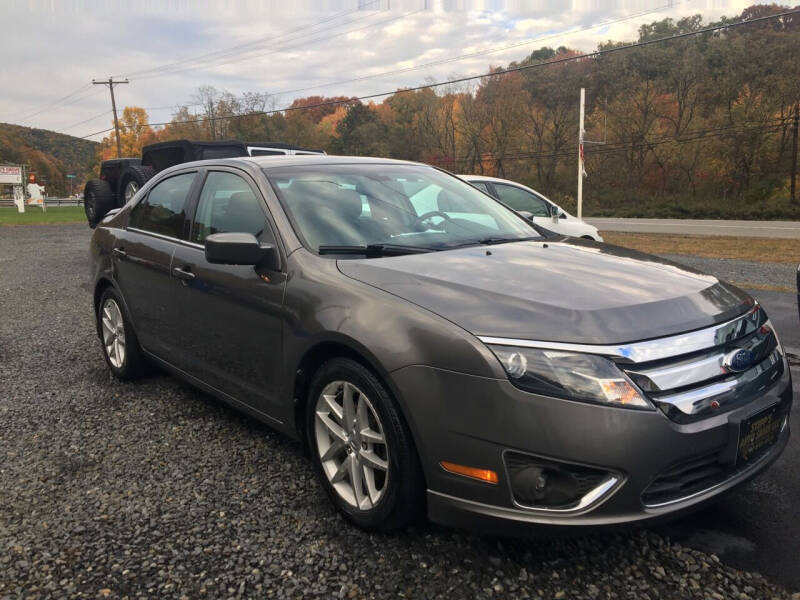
[100,298,126,368]
[123,181,139,203]
[314,380,389,510]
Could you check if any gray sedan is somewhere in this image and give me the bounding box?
[90,155,791,532]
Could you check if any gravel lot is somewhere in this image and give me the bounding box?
[0,224,796,599]
[661,254,796,291]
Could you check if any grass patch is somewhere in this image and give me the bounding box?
[729,281,795,293]
[0,206,86,226]
[603,232,800,265]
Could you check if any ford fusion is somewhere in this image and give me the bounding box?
[89,155,791,532]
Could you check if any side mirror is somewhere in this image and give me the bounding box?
[205,232,281,270]
[549,204,560,220]
[518,210,534,221]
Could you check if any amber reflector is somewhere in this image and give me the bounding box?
[440,461,499,484]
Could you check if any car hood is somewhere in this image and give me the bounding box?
[337,238,752,345]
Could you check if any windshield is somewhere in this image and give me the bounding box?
[264,164,540,254]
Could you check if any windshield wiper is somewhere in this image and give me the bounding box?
[318,243,435,256]
[446,235,542,248]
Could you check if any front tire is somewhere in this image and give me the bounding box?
[97,288,149,379]
[306,358,424,530]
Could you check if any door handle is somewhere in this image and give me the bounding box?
[112,247,127,260]
[173,266,196,281]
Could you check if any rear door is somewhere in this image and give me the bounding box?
[113,170,198,357]
[170,168,287,418]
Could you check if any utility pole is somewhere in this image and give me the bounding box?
[92,78,129,158]
[577,87,586,219]
[791,101,798,204]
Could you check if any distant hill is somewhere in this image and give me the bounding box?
[0,122,97,195]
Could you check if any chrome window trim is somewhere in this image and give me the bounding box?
[478,304,761,364]
[127,227,204,250]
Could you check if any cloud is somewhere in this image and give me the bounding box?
[0,0,766,140]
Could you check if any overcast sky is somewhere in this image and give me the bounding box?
[0,0,773,141]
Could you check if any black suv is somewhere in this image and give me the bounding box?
[83,139,324,227]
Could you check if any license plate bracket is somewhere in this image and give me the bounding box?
[737,404,783,464]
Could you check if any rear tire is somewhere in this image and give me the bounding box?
[306,358,425,530]
[83,179,114,228]
[97,287,149,379]
[119,165,156,205]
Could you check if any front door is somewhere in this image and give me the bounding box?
[170,169,287,418]
[114,171,198,356]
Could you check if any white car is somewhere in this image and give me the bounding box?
[457,174,603,241]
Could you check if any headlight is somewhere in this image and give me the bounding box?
[488,345,652,409]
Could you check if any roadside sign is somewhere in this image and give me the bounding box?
[0,165,22,185]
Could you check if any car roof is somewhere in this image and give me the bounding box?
[156,154,433,177]
[457,174,524,184]
[237,154,426,169]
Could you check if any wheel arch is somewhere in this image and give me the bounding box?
[93,277,118,338]
[290,336,424,477]
[92,277,136,341]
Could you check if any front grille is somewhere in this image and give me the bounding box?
[621,307,783,423]
[641,451,726,506]
[642,428,784,506]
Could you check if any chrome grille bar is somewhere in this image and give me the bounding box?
[478,304,763,364]
[626,320,777,392]
[650,349,782,416]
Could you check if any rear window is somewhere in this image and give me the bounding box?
[129,172,196,238]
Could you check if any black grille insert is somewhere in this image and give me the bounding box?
[641,451,727,506]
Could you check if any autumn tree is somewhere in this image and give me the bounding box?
[97,107,158,160]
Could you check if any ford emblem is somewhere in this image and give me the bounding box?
[723,348,756,372]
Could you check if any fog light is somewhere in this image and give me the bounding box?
[511,466,581,506]
[505,452,617,510]
[440,461,499,484]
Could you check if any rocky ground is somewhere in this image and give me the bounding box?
[0,224,796,599]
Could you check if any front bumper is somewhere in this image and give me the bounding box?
[389,360,792,532]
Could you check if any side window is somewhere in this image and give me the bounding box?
[470,181,491,194]
[191,171,270,244]
[130,172,196,238]
[493,183,550,217]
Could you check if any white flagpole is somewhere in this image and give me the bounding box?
[577,87,585,219]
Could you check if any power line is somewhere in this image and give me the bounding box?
[15,1,385,128]
[76,8,800,143]
[14,83,93,121]
[119,0,382,80]
[15,85,106,124]
[81,6,799,140]
[138,1,681,115]
[271,1,687,98]
[128,1,416,82]
[57,110,113,134]
[456,119,790,165]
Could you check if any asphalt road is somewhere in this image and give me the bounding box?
[587,218,800,238]
[1,224,798,598]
